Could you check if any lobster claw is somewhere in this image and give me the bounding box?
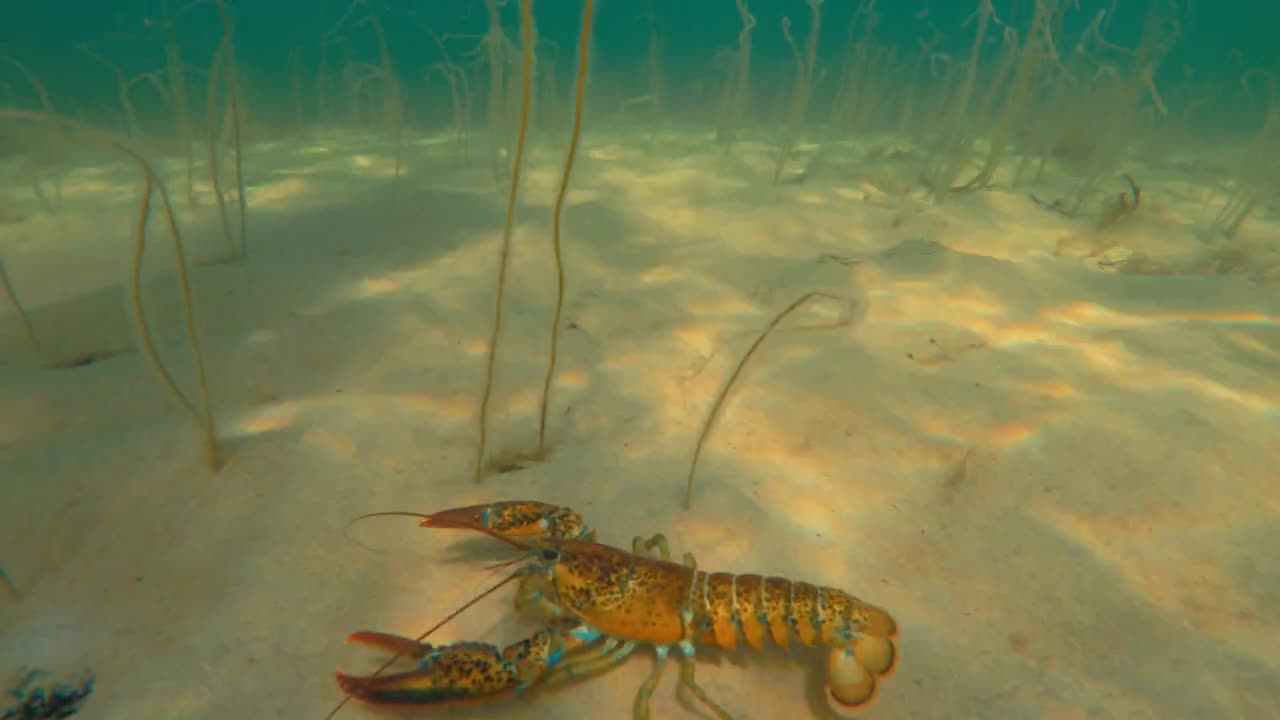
[336,631,521,708]
[419,501,591,542]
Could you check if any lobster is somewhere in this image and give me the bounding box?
[332,501,898,718]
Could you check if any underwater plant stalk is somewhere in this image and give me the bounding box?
[684,291,850,510]
[474,0,535,483]
[3,58,55,112]
[954,0,1057,193]
[368,16,405,177]
[205,42,237,259]
[773,0,822,183]
[427,29,470,162]
[160,5,197,206]
[536,0,595,454]
[5,57,64,213]
[715,0,755,150]
[80,47,142,138]
[0,258,37,351]
[215,0,248,258]
[0,110,221,470]
[129,157,222,471]
[290,47,304,131]
[644,8,664,144]
[0,564,18,600]
[923,0,992,200]
[316,39,333,125]
[485,0,510,183]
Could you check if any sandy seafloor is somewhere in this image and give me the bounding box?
[1,127,1278,720]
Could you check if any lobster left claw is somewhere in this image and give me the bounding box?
[336,629,557,708]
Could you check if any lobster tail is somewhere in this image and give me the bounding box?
[826,605,898,713]
[853,633,897,676]
[687,571,899,714]
[692,573,897,653]
[826,644,877,710]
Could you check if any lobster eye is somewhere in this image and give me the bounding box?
[541,549,559,561]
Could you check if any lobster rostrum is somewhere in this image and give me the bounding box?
[334,501,899,718]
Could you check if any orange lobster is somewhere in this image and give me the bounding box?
[333,501,898,718]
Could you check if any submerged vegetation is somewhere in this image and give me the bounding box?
[0,0,1275,483]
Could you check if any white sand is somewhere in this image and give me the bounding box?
[1,128,1278,719]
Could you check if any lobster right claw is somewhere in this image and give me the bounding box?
[336,633,522,708]
[418,501,592,542]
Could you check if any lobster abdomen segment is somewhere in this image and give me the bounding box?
[688,569,899,708]
[690,571,896,651]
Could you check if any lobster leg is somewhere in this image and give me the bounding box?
[541,636,639,687]
[676,642,734,720]
[631,643,732,720]
[632,534,699,572]
[632,533,671,560]
[626,542,732,720]
[633,644,671,720]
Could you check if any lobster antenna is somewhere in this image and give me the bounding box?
[417,571,521,643]
[323,569,522,720]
